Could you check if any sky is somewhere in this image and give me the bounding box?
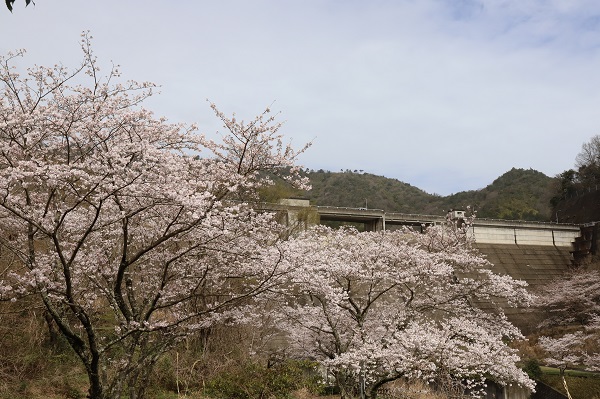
[1,0,600,196]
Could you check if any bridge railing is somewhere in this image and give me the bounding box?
[385,212,446,220]
[315,205,385,212]
[473,217,581,228]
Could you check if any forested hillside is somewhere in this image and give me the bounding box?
[303,167,556,221]
[303,169,433,213]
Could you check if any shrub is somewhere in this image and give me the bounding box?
[523,359,543,380]
[204,360,323,399]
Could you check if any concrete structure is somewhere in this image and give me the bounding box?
[268,201,587,330]
[276,198,319,232]
[470,219,581,247]
[474,242,574,333]
[271,201,582,248]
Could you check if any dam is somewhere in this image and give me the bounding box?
[268,198,598,331]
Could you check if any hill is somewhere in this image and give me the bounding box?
[302,168,556,221]
[303,169,433,213]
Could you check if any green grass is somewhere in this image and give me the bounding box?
[538,367,600,399]
[540,366,600,378]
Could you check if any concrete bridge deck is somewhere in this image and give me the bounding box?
[273,201,583,247]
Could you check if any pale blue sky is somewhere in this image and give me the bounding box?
[2,0,600,195]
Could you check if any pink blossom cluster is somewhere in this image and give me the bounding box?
[0,33,308,399]
[273,225,535,397]
[536,270,600,371]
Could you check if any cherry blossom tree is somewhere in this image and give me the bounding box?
[536,269,600,371]
[274,224,535,399]
[0,33,309,399]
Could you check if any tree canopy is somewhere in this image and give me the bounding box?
[273,223,534,398]
[552,135,600,206]
[575,134,600,188]
[536,270,600,371]
[0,33,308,399]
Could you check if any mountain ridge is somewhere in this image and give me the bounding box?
[299,167,556,221]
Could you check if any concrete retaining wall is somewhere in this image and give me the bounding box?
[472,225,580,247]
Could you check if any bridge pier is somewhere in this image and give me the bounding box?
[364,218,385,231]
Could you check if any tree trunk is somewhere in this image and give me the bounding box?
[43,310,60,348]
[335,370,357,399]
[87,372,103,399]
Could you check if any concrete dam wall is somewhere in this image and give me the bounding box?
[474,243,574,332]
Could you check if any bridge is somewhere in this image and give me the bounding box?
[273,199,583,247]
